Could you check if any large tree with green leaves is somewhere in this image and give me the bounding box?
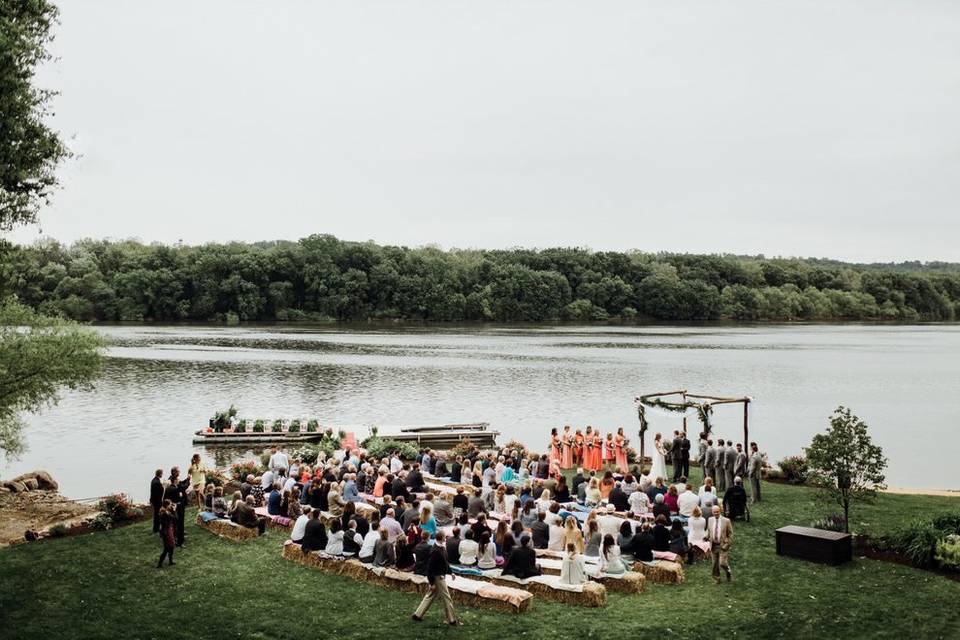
[1,1,103,461]
[805,406,888,533]
[1,0,69,230]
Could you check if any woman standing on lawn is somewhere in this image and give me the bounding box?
[188,454,206,510]
[156,499,176,568]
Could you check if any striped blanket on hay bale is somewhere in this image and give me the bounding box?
[281,541,533,614]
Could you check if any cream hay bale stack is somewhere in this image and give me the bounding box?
[195,515,260,542]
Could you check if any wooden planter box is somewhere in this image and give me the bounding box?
[775,525,852,565]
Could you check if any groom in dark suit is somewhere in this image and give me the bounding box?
[680,432,691,478]
[671,431,683,481]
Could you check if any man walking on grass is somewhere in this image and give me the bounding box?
[412,530,462,626]
[706,505,733,584]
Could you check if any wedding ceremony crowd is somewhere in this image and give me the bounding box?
[149,427,765,624]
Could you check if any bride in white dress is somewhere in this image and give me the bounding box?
[650,432,668,480]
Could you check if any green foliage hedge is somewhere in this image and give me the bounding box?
[362,437,418,461]
[7,236,960,322]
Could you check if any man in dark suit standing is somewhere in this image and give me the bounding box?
[679,432,691,478]
[671,431,683,482]
[412,530,461,626]
[150,469,164,533]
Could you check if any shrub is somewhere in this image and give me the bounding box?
[235,419,247,433]
[292,444,320,465]
[318,434,341,459]
[260,451,272,467]
[99,493,143,523]
[777,455,808,484]
[205,469,228,487]
[503,439,527,457]
[90,514,113,531]
[253,419,265,433]
[229,460,262,481]
[449,438,476,458]
[272,419,284,433]
[811,513,847,532]
[363,437,418,461]
[48,523,69,538]
[306,419,319,433]
[931,514,960,535]
[889,520,943,568]
[289,419,301,433]
[935,534,960,571]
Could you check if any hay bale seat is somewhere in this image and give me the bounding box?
[535,549,677,586]
[282,541,533,614]
[477,569,607,607]
[531,557,645,594]
[195,515,261,542]
[631,559,684,584]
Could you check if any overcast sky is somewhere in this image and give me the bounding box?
[8,1,960,262]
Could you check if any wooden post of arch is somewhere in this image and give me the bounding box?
[743,398,750,451]
[682,391,688,435]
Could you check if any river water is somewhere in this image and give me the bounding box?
[4,324,958,500]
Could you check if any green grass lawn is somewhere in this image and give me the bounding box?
[2,472,959,640]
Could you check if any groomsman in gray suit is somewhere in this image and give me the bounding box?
[723,441,737,492]
[734,443,748,479]
[715,439,727,492]
[747,442,763,503]
[703,439,717,484]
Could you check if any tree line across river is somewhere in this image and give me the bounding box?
[2,235,959,323]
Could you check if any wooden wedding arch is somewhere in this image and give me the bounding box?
[633,390,751,466]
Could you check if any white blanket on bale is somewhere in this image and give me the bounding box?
[486,569,586,593]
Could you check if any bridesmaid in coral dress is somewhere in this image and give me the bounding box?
[574,429,584,467]
[605,433,616,469]
[584,426,595,471]
[615,427,629,473]
[592,430,604,471]
[561,425,574,470]
[549,428,561,467]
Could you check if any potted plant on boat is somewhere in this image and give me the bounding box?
[253,419,265,433]
[307,419,319,433]
[289,419,302,433]
[235,419,248,433]
[272,419,284,433]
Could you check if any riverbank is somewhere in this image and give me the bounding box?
[2,469,959,639]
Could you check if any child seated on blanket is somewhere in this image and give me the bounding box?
[560,543,588,585]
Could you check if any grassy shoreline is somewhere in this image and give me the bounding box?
[2,470,959,640]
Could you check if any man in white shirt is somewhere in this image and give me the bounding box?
[268,447,289,476]
[358,521,380,562]
[390,454,403,474]
[380,508,404,542]
[678,487,699,517]
[283,475,297,494]
[291,506,311,543]
[260,469,275,490]
[598,504,622,539]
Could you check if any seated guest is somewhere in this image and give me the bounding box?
[211,487,228,518]
[307,481,325,510]
[232,495,260,529]
[470,513,490,542]
[668,519,689,559]
[494,520,510,555]
[664,485,680,514]
[652,493,671,521]
[723,477,749,520]
[599,472,615,501]
[343,474,360,503]
[529,512,550,549]
[291,506,312,544]
[343,520,363,555]
[698,476,715,498]
[342,502,368,537]
[560,543,588,585]
[433,496,454,527]
[452,486,469,515]
[617,520,635,555]
[502,534,541,579]
[687,506,707,552]
[554,477,570,503]
[373,528,396,567]
[600,534,629,574]
[450,456,463,483]
[401,500,420,531]
[324,519,345,555]
[373,469,388,497]
[327,484,347,517]
[380,508,404,542]
[547,520,565,551]
[584,478,601,506]
[652,515,671,552]
[240,474,254,499]
[458,529,479,565]
[520,500,538,528]
[629,522,655,561]
[286,487,303,519]
[227,490,244,518]
[598,504,621,539]
[501,531,517,559]
[609,481,629,512]
[379,495,395,519]
[267,481,283,516]
[446,527,462,564]
[477,531,497,569]
[390,474,410,503]
[395,535,416,571]
[583,519,602,557]
[300,510,328,553]
[406,463,426,493]
[420,506,438,538]
[646,477,667,502]
[563,516,584,554]
[678,485,699,518]
[699,485,719,511]
[434,456,449,478]
[413,531,432,576]
[620,474,639,496]
[628,488,650,515]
